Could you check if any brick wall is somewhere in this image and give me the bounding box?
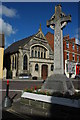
[45,32,80,64]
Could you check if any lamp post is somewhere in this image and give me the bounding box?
[2,80,12,108]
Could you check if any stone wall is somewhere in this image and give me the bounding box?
[12,97,80,119]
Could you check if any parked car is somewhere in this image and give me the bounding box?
[19,73,32,79]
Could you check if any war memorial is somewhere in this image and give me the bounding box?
[41,4,75,94]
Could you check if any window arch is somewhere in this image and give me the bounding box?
[31,45,47,59]
[12,56,14,70]
[51,64,54,71]
[44,52,46,58]
[15,55,16,69]
[35,64,38,71]
[23,55,27,70]
[31,50,34,57]
[35,51,37,58]
[38,51,40,58]
[41,52,43,58]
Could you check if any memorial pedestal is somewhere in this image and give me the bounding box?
[41,74,75,95]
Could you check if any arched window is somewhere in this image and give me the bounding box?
[44,52,46,58]
[31,50,34,57]
[12,56,14,70]
[51,64,54,71]
[38,51,40,58]
[35,64,38,71]
[23,55,27,70]
[35,51,37,58]
[15,56,16,69]
[41,52,43,58]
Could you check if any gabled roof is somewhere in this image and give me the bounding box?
[5,24,47,54]
[5,35,34,54]
[35,24,46,40]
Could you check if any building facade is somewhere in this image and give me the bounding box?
[4,27,80,80]
[0,34,4,79]
[4,26,54,80]
[45,32,80,78]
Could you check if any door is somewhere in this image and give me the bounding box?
[42,65,48,80]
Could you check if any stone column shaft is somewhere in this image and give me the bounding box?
[54,23,64,74]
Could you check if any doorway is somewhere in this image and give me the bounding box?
[41,65,48,80]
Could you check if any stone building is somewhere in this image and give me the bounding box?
[45,32,80,78]
[0,34,5,79]
[4,26,54,80]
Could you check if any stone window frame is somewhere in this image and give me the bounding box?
[23,54,28,70]
[35,64,39,71]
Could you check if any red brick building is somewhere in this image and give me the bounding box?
[45,32,80,78]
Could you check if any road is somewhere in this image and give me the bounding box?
[2,80,43,100]
[2,80,43,90]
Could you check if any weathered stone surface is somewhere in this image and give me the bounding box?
[41,5,75,94]
[12,98,80,119]
[30,99,43,109]
[41,74,75,94]
[20,98,29,105]
[47,5,71,74]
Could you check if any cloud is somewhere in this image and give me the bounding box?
[0,5,18,36]
[75,28,80,39]
[0,5,17,17]
[75,38,80,45]
[0,18,16,36]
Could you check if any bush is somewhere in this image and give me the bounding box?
[24,87,80,99]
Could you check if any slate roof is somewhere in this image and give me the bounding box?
[5,35,34,54]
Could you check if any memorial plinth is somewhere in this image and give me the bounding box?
[41,5,75,94]
[41,74,75,94]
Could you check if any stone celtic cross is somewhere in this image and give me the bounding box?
[47,5,71,74]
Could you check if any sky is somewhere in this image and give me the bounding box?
[0,2,79,48]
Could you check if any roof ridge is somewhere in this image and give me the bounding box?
[5,34,35,54]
